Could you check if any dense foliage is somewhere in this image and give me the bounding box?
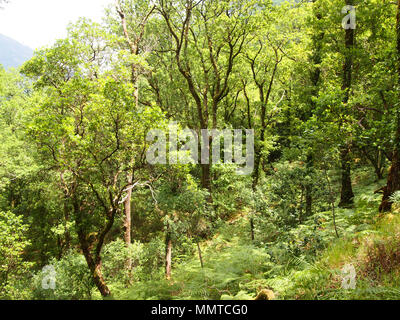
[1,0,400,300]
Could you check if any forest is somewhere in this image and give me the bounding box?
[1,0,400,300]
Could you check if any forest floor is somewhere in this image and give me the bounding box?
[109,168,400,300]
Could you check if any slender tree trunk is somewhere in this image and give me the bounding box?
[305,183,312,216]
[201,163,212,193]
[197,242,204,269]
[339,146,355,207]
[324,165,340,238]
[124,173,133,271]
[299,186,305,223]
[303,0,324,216]
[332,199,339,239]
[250,217,255,242]
[305,154,313,217]
[252,145,263,190]
[377,149,384,180]
[251,59,279,189]
[339,0,355,208]
[63,202,71,252]
[165,230,172,280]
[380,0,400,212]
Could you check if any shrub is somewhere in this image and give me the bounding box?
[31,251,94,300]
[102,239,145,284]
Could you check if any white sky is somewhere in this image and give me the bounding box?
[0,0,113,49]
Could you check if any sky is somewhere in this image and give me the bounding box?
[0,0,113,49]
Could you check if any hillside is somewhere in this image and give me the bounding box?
[1,0,400,303]
[110,169,400,300]
[0,34,33,69]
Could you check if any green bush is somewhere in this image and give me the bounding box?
[31,251,94,300]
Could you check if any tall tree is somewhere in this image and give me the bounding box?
[338,0,355,208]
[303,0,325,217]
[380,0,400,212]
[112,0,156,270]
[22,20,163,296]
[153,0,251,194]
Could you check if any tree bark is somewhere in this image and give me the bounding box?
[380,0,400,212]
[78,228,111,297]
[82,250,110,297]
[74,195,114,297]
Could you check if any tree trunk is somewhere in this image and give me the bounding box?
[339,0,355,208]
[380,114,400,212]
[124,173,133,271]
[252,145,262,190]
[303,1,324,216]
[198,130,213,198]
[324,165,340,238]
[380,0,400,212]
[305,184,312,216]
[78,232,111,297]
[197,242,204,269]
[74,196,113,297]
[60,172,71,255]
[251,59,279,189]
[88,261,109,297]
[64,202,71,252]
[339,146,355,207]
[91,261,111,297]
[250,217,255,242]
[305,154,313,217]
[165,231,172,280]
[201,163,211,191]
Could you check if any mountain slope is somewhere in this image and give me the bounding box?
[0,34,33,69]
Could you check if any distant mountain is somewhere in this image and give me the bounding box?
[0,34,33,69]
